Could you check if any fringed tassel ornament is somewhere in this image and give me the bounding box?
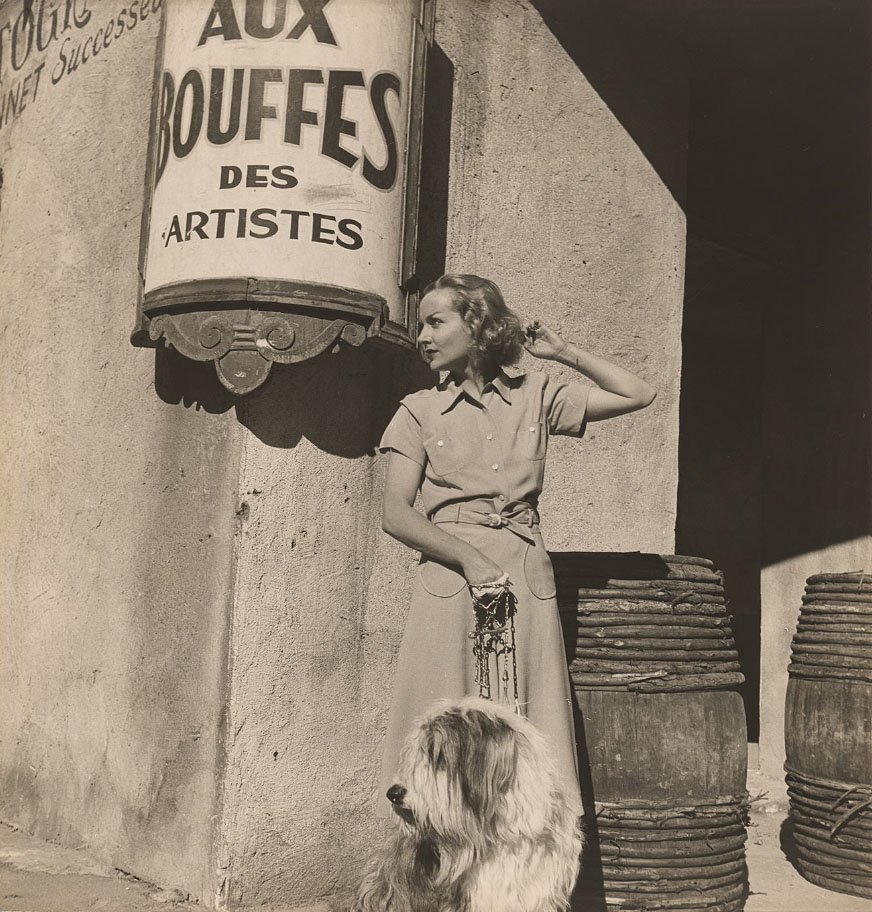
[468,576,521,713]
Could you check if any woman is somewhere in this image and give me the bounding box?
[377,274,656,812]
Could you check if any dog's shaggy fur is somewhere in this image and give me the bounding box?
[354,697,583,912]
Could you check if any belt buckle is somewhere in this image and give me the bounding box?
[485,512,505,528]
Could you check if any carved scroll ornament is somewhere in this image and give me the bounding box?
[142,278,392,395]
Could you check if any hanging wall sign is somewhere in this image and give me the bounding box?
[134,0,433,394]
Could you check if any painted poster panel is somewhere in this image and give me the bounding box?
[143,0,419,323]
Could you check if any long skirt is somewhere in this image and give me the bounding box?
[378,520,582,815]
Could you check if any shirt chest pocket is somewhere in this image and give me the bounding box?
[424,429,470,477]
[516,416,547,461]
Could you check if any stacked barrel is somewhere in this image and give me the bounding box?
[785,571,872,899]
[551,552,749,912]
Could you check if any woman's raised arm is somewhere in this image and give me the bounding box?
[524,322,657,421]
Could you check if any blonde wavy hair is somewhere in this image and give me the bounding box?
[422,274,524,369]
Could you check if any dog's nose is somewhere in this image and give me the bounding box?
[386,784,406,805]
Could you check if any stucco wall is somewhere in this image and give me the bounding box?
[214,351,425,909]
[0,0,235,900]
[216,2,686,909]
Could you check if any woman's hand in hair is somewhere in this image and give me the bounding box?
[522,321,567,360]
[524,321,657,419]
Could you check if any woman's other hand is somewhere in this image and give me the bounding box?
[461,551,507,587]
[523,321,566,360]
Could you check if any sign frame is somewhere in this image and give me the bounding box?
[133,0,434,394]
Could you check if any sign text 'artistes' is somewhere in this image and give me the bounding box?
[160,162,364,248]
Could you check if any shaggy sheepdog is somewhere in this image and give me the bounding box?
[354,697,583,912]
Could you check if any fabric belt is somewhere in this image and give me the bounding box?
[430,499,540,544]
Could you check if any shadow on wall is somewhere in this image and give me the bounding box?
[235,345,431,455]
[154,342,431,456]
[676,236,766,741]
[154,345,237,414]
[761,265,872,568]
[150,40,455,439]
[530,0,687,209]
[675,2,872,571]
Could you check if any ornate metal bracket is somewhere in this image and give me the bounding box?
[139,278,390,395]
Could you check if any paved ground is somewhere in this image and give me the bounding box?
[1,772,870,912]
[0,825,199,912]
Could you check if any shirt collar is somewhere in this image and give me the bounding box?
[438,369,513,413]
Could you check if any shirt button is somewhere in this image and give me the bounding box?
[492,464,499,471]
[529,426,536,432]
[497,494,506,501]
[486,434,493,441]
[437,440,444,446]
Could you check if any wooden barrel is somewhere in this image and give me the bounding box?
[785,571,872,899]
[552,552,749,912]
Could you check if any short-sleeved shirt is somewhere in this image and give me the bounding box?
[378,370,589,518]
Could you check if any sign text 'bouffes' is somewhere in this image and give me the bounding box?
[198,0,338,47]
[156,0,402,192]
